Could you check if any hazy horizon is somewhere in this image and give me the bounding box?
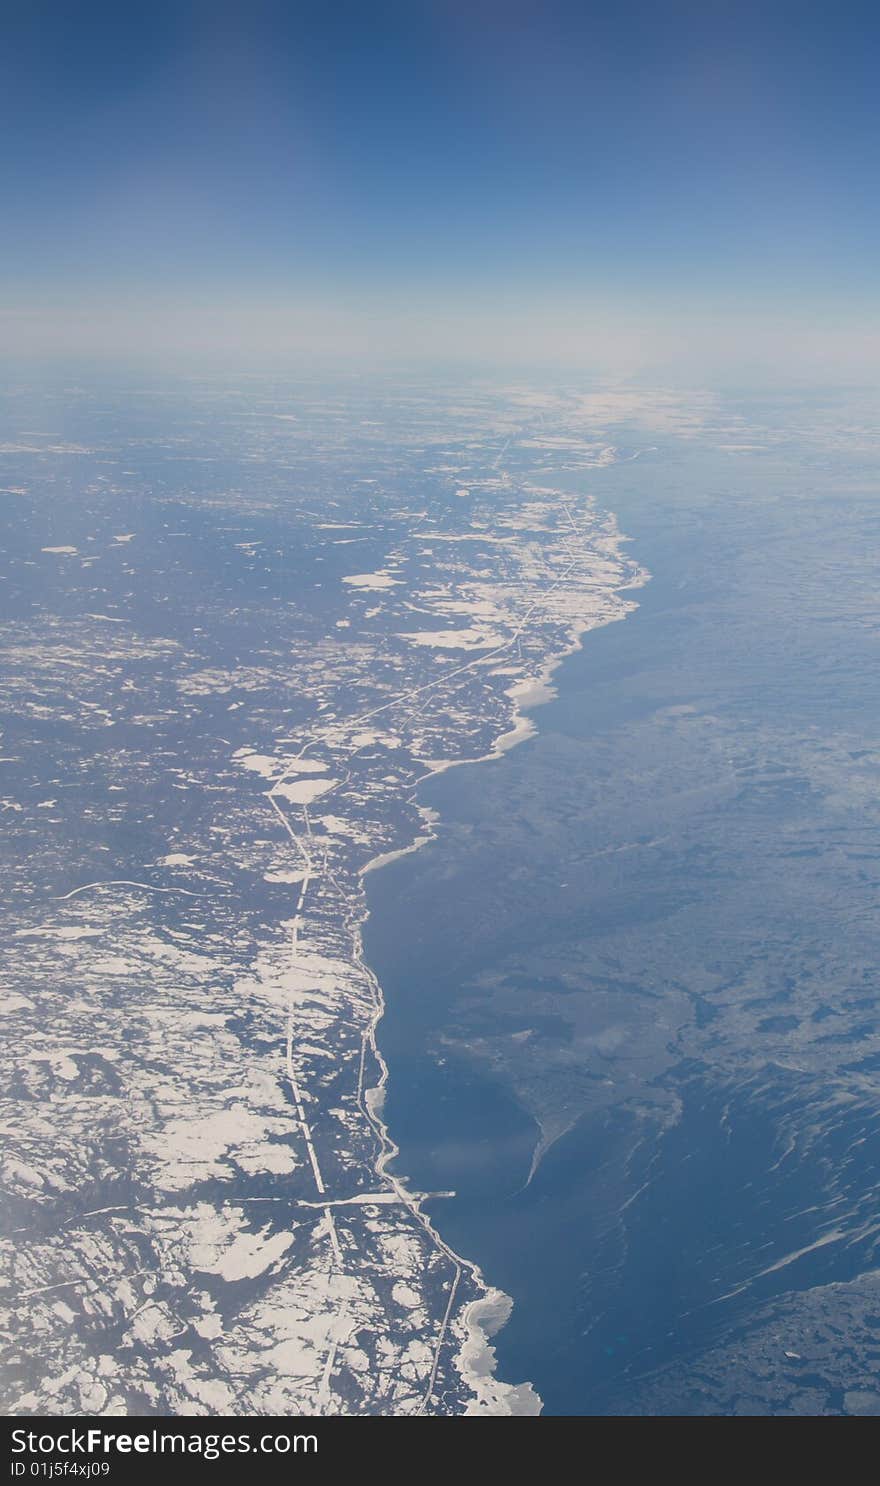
[4,1,879,382]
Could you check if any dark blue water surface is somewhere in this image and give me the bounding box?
[364,417,880,1415]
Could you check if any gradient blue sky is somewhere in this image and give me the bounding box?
[4,0,879,370]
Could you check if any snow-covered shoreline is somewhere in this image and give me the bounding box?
[355,505,649,1414]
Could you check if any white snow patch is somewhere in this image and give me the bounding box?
[234,751,328,779]
[14,926,102,941]
[271,778,338,805]
[391,1282,422,1309]
[0,992,33,1013]
[399,628,504,650]
[342,572,400,590]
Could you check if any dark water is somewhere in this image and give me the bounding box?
[364,421,880,1414]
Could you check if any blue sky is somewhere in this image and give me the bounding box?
[4,1,879,370]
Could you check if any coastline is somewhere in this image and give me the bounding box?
[356,505,650,1414]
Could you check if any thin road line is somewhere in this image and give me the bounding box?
[52,880,209,901]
